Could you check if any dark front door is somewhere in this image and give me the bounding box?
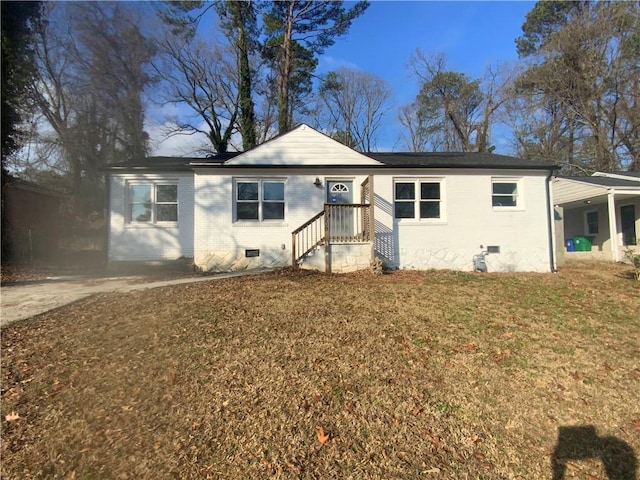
[327,181,353,239]
[620,204,637,245]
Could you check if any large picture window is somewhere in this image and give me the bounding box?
[394,179,443,220]
[127,183,177,223]
[236,180,285,221]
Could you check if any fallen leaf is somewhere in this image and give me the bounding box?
[317,426,329,445]
[412,407,423,415]
[566,462,580,472]
[5,411,20,422]
[632,418,640,431]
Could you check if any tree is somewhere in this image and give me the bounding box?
[1,1,41,162]
[317,67,391,152]
[514,1,640,172]
[263,0,369,134]
[154,33,239,153]
[408,52,502,152]
[216,1,259,150]
[25,2,156,215]
[397,101,441,152]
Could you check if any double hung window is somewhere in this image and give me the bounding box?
[394,179,443,220]
[127,183,178,223]
[236,180,285,221]
[491,179,520,208]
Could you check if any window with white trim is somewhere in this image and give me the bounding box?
[394,179,443,220]
[585,211,599,235]
[235,180,285,221]
[491,179,520,208]
[127,182,178,223]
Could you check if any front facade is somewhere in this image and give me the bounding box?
[108,125,558,273]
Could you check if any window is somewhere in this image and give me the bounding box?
[394,179,442,220]
[127,183,177,223]
[492,180,519,207]
[236,180,285,221]
[585,211,599,235]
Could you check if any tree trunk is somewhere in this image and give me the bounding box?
[236,2,256,150]
[277,2,294,134]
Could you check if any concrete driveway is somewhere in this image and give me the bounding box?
[0,269,272,327]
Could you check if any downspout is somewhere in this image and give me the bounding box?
[104,171,111,267]
[545,168,558,273]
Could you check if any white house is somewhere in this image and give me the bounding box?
[107,124,559,273]
[553,172,640,262]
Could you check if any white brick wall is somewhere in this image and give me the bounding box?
[193,170,370,271]
[108,173,194,261]
[372,170,553,272]
[109,168,554,273]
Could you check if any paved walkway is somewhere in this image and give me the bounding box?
[0,269,272,327]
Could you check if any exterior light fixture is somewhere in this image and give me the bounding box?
[313,177,322,188]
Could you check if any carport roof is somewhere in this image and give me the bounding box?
[562,176,640,188]
[554,174,640,207]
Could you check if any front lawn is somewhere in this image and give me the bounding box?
[2,262,639,479]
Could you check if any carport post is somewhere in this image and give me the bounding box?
[607,190,619,261]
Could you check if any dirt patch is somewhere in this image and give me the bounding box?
[2,263,639,479]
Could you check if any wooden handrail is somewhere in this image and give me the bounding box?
[292,209,325,236]
[292,203,373,269]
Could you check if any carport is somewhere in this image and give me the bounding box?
[553,172,640,262]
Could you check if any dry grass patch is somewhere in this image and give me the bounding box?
[2,263,639,479]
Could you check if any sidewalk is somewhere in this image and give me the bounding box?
[0,269,272,327]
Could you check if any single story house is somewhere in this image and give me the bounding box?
[553,172,640,262]
[107,124,559,273]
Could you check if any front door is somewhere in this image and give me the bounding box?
[327,181,353,239]
[620,204,637,245]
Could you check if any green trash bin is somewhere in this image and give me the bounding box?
[572,236,593,252]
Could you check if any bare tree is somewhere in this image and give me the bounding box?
[154,33,239,154]
[397,101,442,152]
[316,67,391,152]
[24,2,155,215]
[514,1,640,172]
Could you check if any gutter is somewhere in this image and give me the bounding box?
[545,168,559,273]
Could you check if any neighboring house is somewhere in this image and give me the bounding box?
[107,124,559,273]
[1,176,65,263]
[553,172,640,262]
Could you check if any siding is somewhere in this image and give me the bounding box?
[108,173,194,261]
[225,124,381,166]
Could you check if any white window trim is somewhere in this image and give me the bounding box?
[233,178,287,223]
[584,209,599,235]
[126,180,178,226]
[393,177,446,224]
[491,177,524,211]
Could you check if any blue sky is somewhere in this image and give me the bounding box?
[151,1,537,156]
[316,1,536,151]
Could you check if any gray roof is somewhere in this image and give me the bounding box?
[108,151,557,171]
[108,154,240,171]
[366,152,557,169]
[562,176,640,188]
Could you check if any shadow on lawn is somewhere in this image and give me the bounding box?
[552,425,637,479]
